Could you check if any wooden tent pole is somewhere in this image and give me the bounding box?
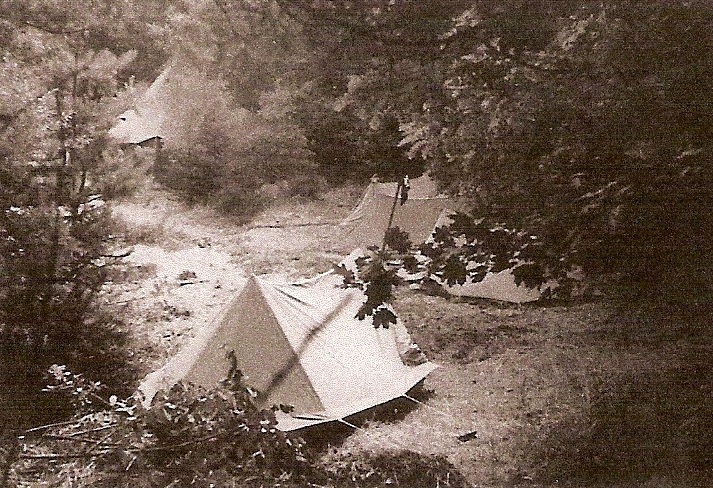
[381,177,404,252]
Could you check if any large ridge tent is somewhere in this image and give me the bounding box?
[339,176,543,303]
[139,272,437,431]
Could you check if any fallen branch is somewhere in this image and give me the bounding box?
[178,279,208,286]
[19,428,241,462]
[25,419,80,434]
[40,434,120,447]
[84,431,116,456]
[101,248,134,258]
[67,424,116,438]
[19,451,110,460]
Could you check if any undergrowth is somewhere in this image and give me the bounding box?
[6,367,471,487]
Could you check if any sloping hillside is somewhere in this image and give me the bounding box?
[107,187,713,488]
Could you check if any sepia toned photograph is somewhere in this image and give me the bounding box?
[1,1,711,486]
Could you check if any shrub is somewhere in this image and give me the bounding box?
[11,367,471,487]
[96,146,154,200]
[152,149,218,204]
[214,187,267,222]
[12,367,314,487]
[288,173,328,200]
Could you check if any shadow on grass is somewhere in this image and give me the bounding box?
[535,364,713,487]
[306,383,471,487]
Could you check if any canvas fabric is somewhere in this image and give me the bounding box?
[108,67,171,145]
[424,211,545,303]
[338,176,451,253]
[139,273,436,431]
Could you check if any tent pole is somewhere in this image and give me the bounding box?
[381,177,403,252]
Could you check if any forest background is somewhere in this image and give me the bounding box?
[0,1,711,486]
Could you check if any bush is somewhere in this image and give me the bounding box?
[214,187,267,222]
[96,146,154,200]
[10,367,471,487]
[152,149,218,204]
[149,68,319,221]
[288,173,328,200]
[12,367,315,487]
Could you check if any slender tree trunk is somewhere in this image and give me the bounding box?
[42,89,70,323]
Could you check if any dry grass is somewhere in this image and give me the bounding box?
[105,184,713,488]
[323,293,713,487]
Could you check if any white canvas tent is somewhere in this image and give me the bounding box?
[339,176,544,303]
[425,212,545,303]
[139,272,437,431]
[443,269,543,303]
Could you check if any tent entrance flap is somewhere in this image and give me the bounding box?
[183,276,324,413]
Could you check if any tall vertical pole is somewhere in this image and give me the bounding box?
[381,177,404,251]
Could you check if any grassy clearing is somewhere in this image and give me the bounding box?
[84,185,713,487]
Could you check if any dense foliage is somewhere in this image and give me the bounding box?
[402,1,713,302]
[138,1,320,217]
[151,67,316,219]
[281,0,713,309]
[6,366,467,487]
[7,1,704,317]
[8,366,311,487]
[0,0,172,425]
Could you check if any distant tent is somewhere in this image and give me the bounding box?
[139,273,437,431]
[338,176,544,303]
[337,175,451,253]
[108,67,172,146]
[109,108,164,148]
[439,268,543,303]
[425,212,545,304]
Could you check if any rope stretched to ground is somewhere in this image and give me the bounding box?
[336,419,419,453]
[401,394,479,442]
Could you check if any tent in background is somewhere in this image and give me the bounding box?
[425,212,545,303]
[441,268,543,303]
[139,273,437,431]
[339,176,544,303]
[337,175,452,253]
[108,67,171,147]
